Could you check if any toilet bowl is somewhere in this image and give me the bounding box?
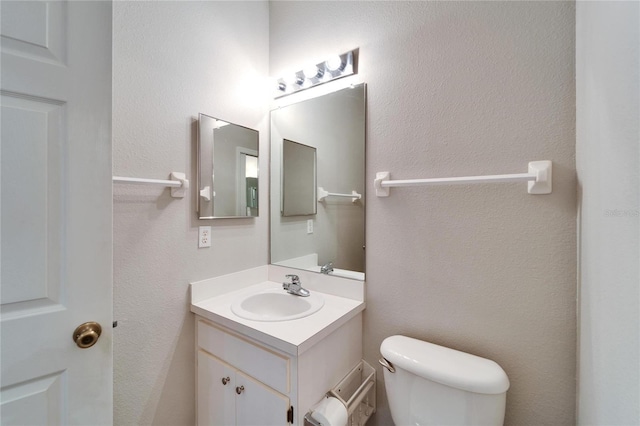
[379,335,510,426]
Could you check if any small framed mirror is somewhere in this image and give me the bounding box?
[282,139,317,216]
[197,114,259,219]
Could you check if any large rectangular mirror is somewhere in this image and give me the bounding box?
[197,114,259,219]
[270,84,366,280]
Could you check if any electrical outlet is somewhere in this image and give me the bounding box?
[307,219,313,234]
[199,226,211,248]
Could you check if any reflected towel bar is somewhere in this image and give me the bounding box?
[374,161,552,197]
[112,172,189,198]
[318,186,362,203]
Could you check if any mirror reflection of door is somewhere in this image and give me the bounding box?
[237,150,258,216]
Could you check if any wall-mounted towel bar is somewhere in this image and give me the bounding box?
[374,161,552,197]
[112,172,189,198]
[318,186,362,203]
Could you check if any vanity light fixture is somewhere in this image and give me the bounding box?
[275,48,357,98]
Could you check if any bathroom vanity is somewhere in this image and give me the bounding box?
[190,266,365,425]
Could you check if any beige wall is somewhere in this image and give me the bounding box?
[112,2,269,424]
[270,2,576,424]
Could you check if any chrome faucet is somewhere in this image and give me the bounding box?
[320,262,334,274]
[283,274,310,297]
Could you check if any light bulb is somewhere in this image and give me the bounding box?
[284,73,304,86]
[325,55,344,72]
[303,65,324,80]
[283,74,295,85]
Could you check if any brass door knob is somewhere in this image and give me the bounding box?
[235,386,244,395]
[73,322,102,349]
[222,377,230,385]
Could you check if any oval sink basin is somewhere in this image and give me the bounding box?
[231,289,324,322]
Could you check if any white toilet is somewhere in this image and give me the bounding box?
[379,335,510,426]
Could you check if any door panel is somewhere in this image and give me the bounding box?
[1,94,64,306]
[0,371,65,425]
[0,0,66,64]
[198,351,235,426]
[236,370,290,426]
[0,1,112,424]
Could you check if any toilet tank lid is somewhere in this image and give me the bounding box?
[380,335,510,395]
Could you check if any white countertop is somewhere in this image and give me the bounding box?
[190,266,365,356]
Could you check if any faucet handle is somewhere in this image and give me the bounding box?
[285,274,300,284]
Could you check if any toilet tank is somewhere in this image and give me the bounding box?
[380,335,510,426]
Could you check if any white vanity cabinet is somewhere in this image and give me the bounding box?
[195,313,363,426]
[196,319,294,426]
[191,268,366,426]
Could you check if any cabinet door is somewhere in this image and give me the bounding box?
[198,350,236,426]
[235,370,291,426]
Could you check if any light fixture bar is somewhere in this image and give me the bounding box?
[274,48,358,98]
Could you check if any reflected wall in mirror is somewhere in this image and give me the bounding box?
[271,83,366,280]
[282,139,317,216]
[197,114,259,219]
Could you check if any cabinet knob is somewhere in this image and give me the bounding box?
[235,385,244,395]
[221,377,230,385]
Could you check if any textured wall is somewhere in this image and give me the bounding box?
[112,2,269,424]
[270,2,576,424]
[576,2,640,424]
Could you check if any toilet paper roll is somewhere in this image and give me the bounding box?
[310,396,348,426]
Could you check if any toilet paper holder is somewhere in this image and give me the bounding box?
[303,413,323,426]
[304,360,376,426]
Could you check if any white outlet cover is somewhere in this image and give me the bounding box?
[199,226,211,248]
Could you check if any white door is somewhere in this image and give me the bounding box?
[0,1,113,425]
